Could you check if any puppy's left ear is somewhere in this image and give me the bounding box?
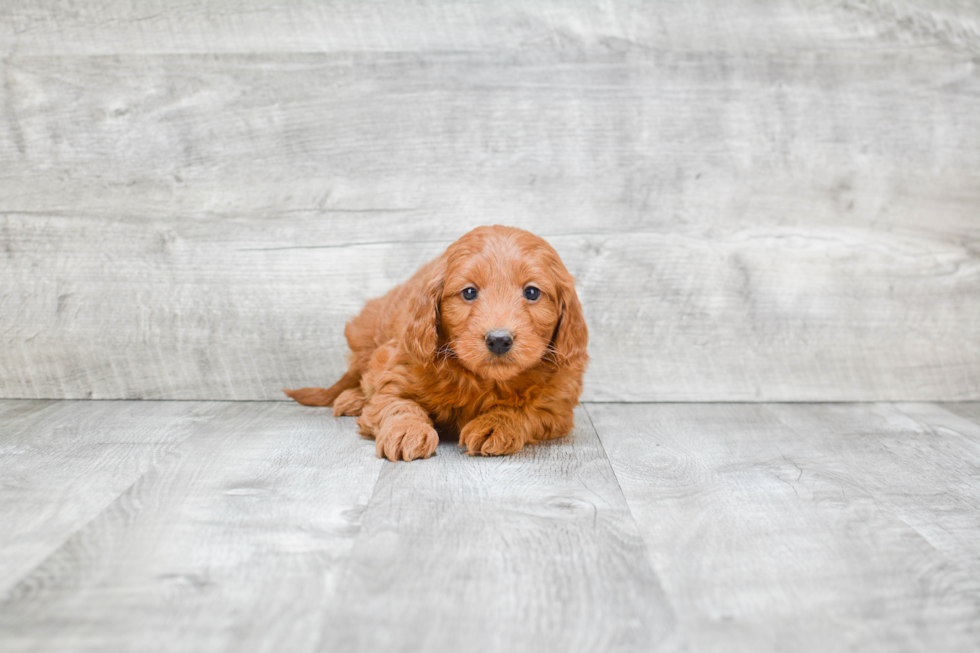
[551,267,589,369]
[404,256,447,362]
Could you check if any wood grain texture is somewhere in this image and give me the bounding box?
[3,399,980,651]
[2,1,978,56]
[2,216,976,401]
[0,402,384,653]
[768,402,980,578]
[0,399,219,595]
[317,406,678,653]
[940,402,980,425]
[588,402,980,652]
[1,1,979,401]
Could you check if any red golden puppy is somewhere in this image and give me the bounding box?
[284,225,588,461]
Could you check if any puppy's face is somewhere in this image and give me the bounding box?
[438,230,563,382]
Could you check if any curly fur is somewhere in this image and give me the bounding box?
[284,225,589,461]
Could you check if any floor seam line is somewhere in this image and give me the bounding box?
[0,403,238,602]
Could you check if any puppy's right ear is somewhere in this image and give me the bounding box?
[403,257,447,362]
[551,267,589,370]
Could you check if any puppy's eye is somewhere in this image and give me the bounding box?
[523,286,541,301]
[461,287,478,301]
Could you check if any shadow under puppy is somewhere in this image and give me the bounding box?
[284,225,588,461]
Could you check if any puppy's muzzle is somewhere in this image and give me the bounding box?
[485,329,514,356]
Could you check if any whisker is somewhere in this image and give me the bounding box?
[542,345,564,367]
[437,339,461,360]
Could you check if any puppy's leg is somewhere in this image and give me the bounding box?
[460,405,575,456]
[332,388,365,416]
[459,408,530,456]
[358,395,438,462]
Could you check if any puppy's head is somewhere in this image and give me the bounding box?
[405,225,588,382]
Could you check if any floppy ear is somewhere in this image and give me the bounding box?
[403,257,447,362]
[551,269,589,368]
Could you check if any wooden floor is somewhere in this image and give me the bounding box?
[1,400,979,652]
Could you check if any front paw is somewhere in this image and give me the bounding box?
[459,413,527,457]
[375,417,438,462]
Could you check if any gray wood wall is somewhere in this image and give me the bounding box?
[1,1,978,402]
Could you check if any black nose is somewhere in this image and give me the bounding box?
[485,329,514,356]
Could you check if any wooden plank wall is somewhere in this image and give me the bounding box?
[1,1,978,402]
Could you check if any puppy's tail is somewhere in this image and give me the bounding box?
[283,371,360,407]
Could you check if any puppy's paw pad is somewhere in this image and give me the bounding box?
[376,419,438,462]
[332,388,365,417]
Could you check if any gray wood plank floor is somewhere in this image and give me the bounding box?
[1,400,978,652]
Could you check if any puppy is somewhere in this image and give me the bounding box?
[284,225,588,461]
